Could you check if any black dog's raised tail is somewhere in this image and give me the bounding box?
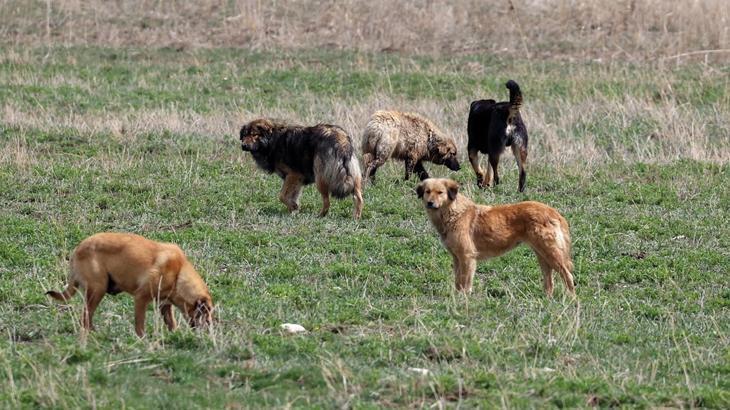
[506,80,523,112]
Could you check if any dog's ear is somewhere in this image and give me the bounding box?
[416,182,425,199]
[446,180,459,200]
[256,119,274,134]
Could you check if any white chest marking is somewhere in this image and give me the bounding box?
[505,124,516,136]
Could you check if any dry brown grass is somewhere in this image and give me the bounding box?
[1,0,729,62]
[3,89,728,167]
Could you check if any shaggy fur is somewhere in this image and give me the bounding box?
[362,110,460,182]
[417,178,575,296]
[467,80,529,192]
[240,118,364,219]
[46,232,214,337]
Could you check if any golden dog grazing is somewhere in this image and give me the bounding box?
[46,232,213,337]
[416,178,575,296]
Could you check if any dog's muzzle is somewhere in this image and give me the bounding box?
[447,159,461,171]
[426,201,438,209]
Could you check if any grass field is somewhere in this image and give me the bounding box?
[1,46,729,408]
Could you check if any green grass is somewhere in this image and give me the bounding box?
[1,47,729,408]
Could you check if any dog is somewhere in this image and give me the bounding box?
[240,118,363,219]
[362,110,460,182]
[416,178,575,296]
[46,232,214,337]
[467,80,529,192]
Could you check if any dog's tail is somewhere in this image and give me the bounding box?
[320,138,362,199]
[506,80,523,113]
[47,253,81,302]
[46,283,78,302]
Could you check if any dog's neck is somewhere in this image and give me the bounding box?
[427,194,473,236]
[171,266,209,307]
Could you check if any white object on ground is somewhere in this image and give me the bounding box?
[280,323,307,334]
[407,367,430,376]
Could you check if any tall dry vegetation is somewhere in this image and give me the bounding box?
[1,0,729,62]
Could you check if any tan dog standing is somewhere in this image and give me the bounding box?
[417,178,575,296]
[47,232,213,337]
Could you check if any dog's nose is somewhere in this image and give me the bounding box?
[427,201,435,208]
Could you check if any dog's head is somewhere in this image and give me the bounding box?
[186,297,214,329]
[416,178,459,210]
[239,119,274,152]
[430,136,460,172]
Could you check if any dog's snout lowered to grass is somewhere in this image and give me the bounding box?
[417,178,575,296]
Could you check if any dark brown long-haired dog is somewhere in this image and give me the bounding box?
[417,178,575,296]
[46,232,213,337]
[240,118,364,219]
[362,110,460,182]
[467,80,528,192]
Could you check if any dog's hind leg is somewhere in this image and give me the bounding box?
[160,304,176,331]
[488,154,500,187]
[364,154,387,184]
[536,254,554,297]
[315,176,331,217]
[352,177,363,220]
[537,246,576,297]
[362,153,374,180]
[556,262,576,296]
[468,149,487,188]
[82,287,105,331]
[134,294,152,337]
[511,143,528,192]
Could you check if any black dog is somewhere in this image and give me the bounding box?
[239,118,364,219]
[467,80,528,192]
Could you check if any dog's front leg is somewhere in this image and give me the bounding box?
[454,256,476,294]
[134,294,152,337]
[413,161,430,181]
[280,174,304,212]
[315,177,331,217]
